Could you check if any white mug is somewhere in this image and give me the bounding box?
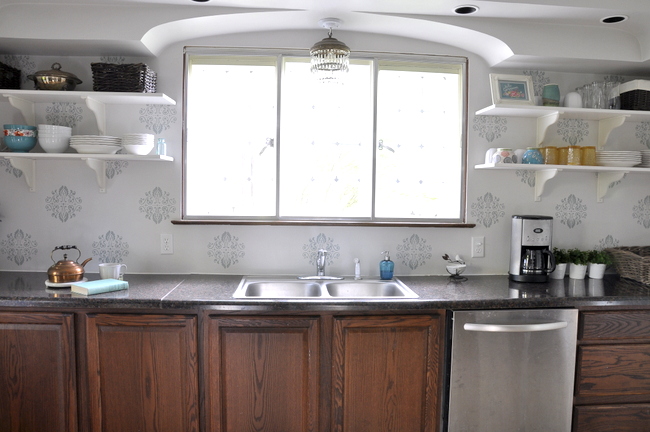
[99,263,127,280]
[485,148,497,164]
[514,148,526,163]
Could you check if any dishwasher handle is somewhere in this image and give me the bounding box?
[463,321,568,333]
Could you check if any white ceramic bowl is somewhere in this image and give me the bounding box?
[38,131,72,139]
[122,143,154,155]
[446,264,466,276]
[37,125,72,135]
[71,144,121,154]
[38,136,70,153]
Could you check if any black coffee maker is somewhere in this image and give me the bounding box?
[509,215,556,282]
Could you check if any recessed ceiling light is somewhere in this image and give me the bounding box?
[601,15,628,24]
[454,5,479,15]
[192,0,210,2]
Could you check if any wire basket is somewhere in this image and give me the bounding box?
[0,62,21,89]
[91,63,156,93]
[606,247,650,285]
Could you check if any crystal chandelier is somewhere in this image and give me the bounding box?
[310,18,350,83]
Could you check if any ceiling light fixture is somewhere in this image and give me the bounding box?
[310,18,350,83]
[601,15,628,24]
[454,5,479,15]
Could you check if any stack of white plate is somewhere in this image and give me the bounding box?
[70,135,122,154]
[121,133,154,155]
[596,150,641,167]
[122,133,154,146]
[640,150,650,168]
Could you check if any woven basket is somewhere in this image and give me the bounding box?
[606,247,650,285]
[620,90,650,110]
[0,62,21,89]
[91,63,156,93]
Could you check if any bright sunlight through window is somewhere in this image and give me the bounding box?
[184,48,467,225]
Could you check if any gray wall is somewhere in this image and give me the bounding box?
[1,31,648,277]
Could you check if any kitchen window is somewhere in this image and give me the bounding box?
[182,47,468,226]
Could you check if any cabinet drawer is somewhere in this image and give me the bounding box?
[580,311,650,340]
[576,344,650,397]
[573,404,650,432]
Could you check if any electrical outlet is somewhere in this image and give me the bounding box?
[472,236,485,258]
[160,234,173,255]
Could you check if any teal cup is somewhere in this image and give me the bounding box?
[542,84,560,106]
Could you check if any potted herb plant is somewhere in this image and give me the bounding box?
[550,247,569,279]
[568,248,589,279]
[587,249,613,279]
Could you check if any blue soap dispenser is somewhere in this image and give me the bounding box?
[380,251,394,280]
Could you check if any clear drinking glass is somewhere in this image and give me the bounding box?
[592,82,605,109]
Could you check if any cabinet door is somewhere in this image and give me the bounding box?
[573,404,650,432]
[0,311,77,432]
[84,313,199,432]
[576,344,650,398]
[580,311,650,340]
[332,314,444,432]
[205,316,320,432]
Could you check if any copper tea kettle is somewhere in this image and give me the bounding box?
[48,245,92,283]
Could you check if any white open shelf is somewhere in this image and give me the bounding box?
[1,90,176,136]
[1,153,173,193]
[475,163,650,202]
[0,89,177,192]
[474,104,650,148]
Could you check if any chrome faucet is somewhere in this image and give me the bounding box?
[297,249,343,280]
[316,249,327,276]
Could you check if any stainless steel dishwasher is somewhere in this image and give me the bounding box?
[447,309,578,432]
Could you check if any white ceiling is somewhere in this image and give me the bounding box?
[1,0,650,74]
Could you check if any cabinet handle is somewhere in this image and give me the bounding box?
[463,321,568,333]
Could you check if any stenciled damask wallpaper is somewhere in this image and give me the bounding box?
[0,33,648,278]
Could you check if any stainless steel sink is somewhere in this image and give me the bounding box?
[233,276,418,299]
[237,280,322,298]
[323,280,417,298]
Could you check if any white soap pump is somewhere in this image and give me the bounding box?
[354,258,362,280]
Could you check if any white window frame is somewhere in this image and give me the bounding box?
[181,46,470,226]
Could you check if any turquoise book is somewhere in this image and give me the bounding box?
[70,279,129,295]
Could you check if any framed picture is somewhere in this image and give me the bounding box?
[489,74,535,105]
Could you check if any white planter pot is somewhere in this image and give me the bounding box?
[549,263,567,279]
[569,263,587,279]
[588,263,607,279]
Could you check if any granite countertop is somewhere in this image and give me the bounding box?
[0,271,649,311]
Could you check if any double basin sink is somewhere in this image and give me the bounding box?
[233,276,419,299]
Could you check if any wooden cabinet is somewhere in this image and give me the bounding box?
[332,315,444,432]
[573,310,650,432]
[0,311,77,432]
[83,313,199,432]
[204,313,446,432]
[204,315,320,432]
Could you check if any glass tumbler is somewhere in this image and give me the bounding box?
[557,147,569,165]
[567,146,582,165]
[581,146,596,165]
[541,146,558,164]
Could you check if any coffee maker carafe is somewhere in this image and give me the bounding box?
[509,215,556,282]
